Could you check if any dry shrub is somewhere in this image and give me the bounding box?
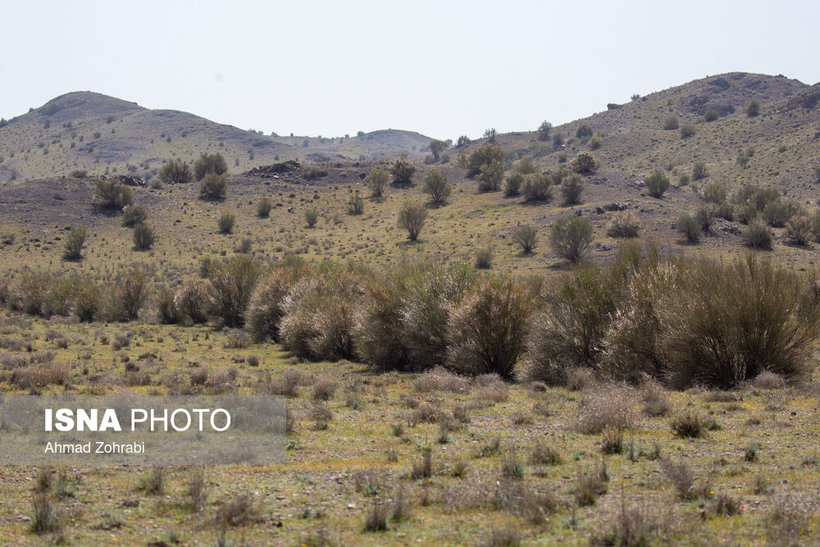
[474,374,509,404]
[566,367,597,391]
[173,279,211,325]
[640,377,671,417]
[104,267,152,322]
[246,259,309,342]
[766,496,812,546]
[596,499,672,546]
[207,255,261,328]
[661,459,711,501]
[751,371,787,390]
[447,276,532,378]
[10,363,71,390]
[215,493,259,527]
[413,366,471,393]
[575,384,635,434]
[311,379,337,401]
[670,412,706,438]
[410,402,444,425]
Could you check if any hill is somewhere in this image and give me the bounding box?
[0,91,434,182]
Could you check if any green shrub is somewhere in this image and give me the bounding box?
[63,226,86,261]
[347,191,364,215]
[304,207,319,228]
[194,152,227,181]
[156,288,180,324]
[354,270,413,371]
[199,173,227,200]
[423,169,451,205]
[662,116,679,130]
[607,212,640,238]
[429,139,449,162]
[159,159,192,183]
[658,255,820,388]
[122,204,147,227]
[746,100,760,117]
[504,172,523,197]
[537,121,552,141]
[576,124,593,138]
[514,225,538,254]
[523,266,615,385]
[397,201,428,241]
[704,108,719,122]
[93,178,133,210]
[447,277,532,377]
[246,261,310,342]
[644,170,670,198]
[475,247,493,269]
[207,255,261,328]
[589,135,602,150]
[466,144,505,178]
[560,173,584,205]
[680,124,696,139]
[743,222,772,250]
[132,222,155,251]
[692,162,708,181]
[366,167,390,197]
[700,182,726,204]
[256,197,272,218]
[477,160,504,192]
[572,152,597,174]
[217,212,235,234]
[677,214,701,243]
[762,200,795,227]
[550,215,593,263]
[784,215,813,246]
[390,153,416,185]
[521,174,553,202]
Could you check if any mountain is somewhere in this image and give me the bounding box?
[0,91,434,182]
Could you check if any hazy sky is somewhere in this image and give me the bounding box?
[2,0,819,140]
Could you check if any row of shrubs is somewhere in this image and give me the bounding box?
[1,247,817,389]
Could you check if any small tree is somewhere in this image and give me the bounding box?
[561,173,584,205]
[63,226,86,261]
[504,172,523,197]
[645,170,670,198]
[677,214,701,243]
[423,169,451,206]
[521,174,553,202]
[746,100,760,117]
[347,192,364,215]
[397,201,428,241]
[550,215,593,263]
[159,159,192,183]
[572,152,597,174]
[429,140,449,162]
[390,153,416,185]
[122,205,147,227]
[304,207,319,228]
[537,121,552,141]
[477,160,504,192]
[466,144,505,178]
[133,222,155,251]
[483,128,498,143]
[199,173,227,200]
[257,197,272,218]
[365,167,389,197]
[218,212,235,234]
[194,152,228,181]
[514,225,538,254]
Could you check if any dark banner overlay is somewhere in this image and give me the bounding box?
[0,395,286,465]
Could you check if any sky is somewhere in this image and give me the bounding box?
[1,0,819,140]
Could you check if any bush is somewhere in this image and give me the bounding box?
[397,201,428,241]
[132,222,155,251]
[644,170,670,198]
[523,266,615,384]
[746,100,760,117]
[122,204,147,227]
[390,153,416,185]
[675,214,700,243]
[477,160,504,192]
[607,212,640,238]
[762,200,794,227]
[785,215,813,246]
[347,191,364,215]
[174,279,212,325]
[193,152,227,181]
[572,152,597,174]
[447,277,531,378]
[199,173,227,200]
[560,173,584,205]
[700,181,726,204]
[366,167,389,197]
[93,178,133,210]
[304,207,319,228]
[423,169,450,205]
[217,212,235,234]
[105,268,151,321]
[550,215,593,263]
[662,116,679,130]
[246,260,308,342]
[514,225,538,254]
[159,159,192,183]
[465,144,505,178]
[743,222,772,250]
[695,206,715,233]
[813,210,820,242]
[576,123,593,138]
[670,412,706,438]
[680,124,696,139]
[504,172,523,197]
[475,247,493,269]
[658,255,820,388]
[589,136,602,150]
[207,255,261,328]
[692,162,708,181]
[537,121,552,141]
[704,108,719,122]
[256,197,272,218]
[521,174,552,202]
[63,226,86,261]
